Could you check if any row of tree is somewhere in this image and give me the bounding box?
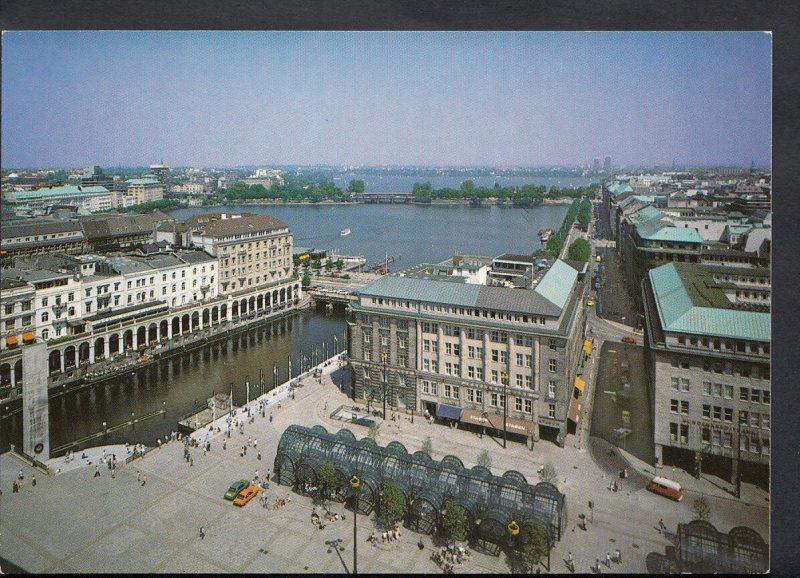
[223,177,365,203]
[412,181,598,203]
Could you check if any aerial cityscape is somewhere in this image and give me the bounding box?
[0,31,770,574]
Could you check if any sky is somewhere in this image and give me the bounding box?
[1,31,771,169]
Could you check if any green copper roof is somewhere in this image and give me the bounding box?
[649,262,770,342]
[533,259,578,310]
[13,185,110,199]
[618,195,655,209]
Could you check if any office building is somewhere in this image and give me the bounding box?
[642,262,770,484]
[347,255,586,447]
[124,178,164,204]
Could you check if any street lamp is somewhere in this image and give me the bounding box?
[381,352,388,420]
[501,371,509,449]
[736,410,745,499]
[349,474,361,575]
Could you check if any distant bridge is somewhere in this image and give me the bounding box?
[353,193,415,204]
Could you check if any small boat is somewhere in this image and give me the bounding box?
[340,229,351,237]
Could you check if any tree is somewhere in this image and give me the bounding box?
[692,495,711,521]
[421,436,433,457]
[316,460,340,506]
[460,179,475,193]
[301,270,312,288]
[380,480,406,530]
[335,259,344,272]
[567,238,591,262]
[539,464,558,486]
[518,522,549,573]
[367,422,381,441]
[347,179,365,194]
[476,449,492,470]
[324,258,334,271]
[440,498,467,543]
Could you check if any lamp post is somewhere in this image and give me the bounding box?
[736,410,745,499]
[381,352,388,420]
[334,335,338,356]
[349,474,361,575]
[501,371,509,449]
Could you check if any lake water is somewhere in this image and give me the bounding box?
[169,203,569,266]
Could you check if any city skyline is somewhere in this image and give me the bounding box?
[2,31,771,168]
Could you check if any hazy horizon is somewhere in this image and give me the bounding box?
[2,32,771,169]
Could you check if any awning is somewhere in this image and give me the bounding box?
[574,376,585,395]
[6,335,18,346]
[437,404,462,421]
[568,397,582,424]
[22,331,35,343]
[460,409,536,436]
[583,339,592,356]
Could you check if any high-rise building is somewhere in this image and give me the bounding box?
[149,164,170,186]
[592,158,601,174]
[603,156,612,173]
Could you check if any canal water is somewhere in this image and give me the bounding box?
[1,203,569,454]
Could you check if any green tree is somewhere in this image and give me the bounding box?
[441,498,467,543]
[316,460,340,505]
[476,449,492,470]
[335,259,344,272]
[324,258,334,271]
[567,238,591,262]
[347,179,365,194]
[421,436,433,457]
[460,179,475,193]
[301,270,312,288]
[367,422,381,441]
[518,522,549,573]
[692,495,711,521]
[539,464,558,486]
[379,480,406,529]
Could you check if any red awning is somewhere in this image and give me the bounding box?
[6,335,18,346]
[22,332,35,343]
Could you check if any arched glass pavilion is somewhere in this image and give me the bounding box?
[677,520,768,574]
[274,424,567,553]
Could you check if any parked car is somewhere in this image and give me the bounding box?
[646,476,683,502]
[225,479,250,500]
[621,336,637,344]
[233,484,259,507]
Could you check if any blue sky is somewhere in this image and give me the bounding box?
[1,31,771,168]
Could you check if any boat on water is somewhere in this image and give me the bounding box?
[340,228,351,237]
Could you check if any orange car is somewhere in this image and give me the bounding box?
[233,484,258,507]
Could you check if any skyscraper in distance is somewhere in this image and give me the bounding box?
[603,156,612,173]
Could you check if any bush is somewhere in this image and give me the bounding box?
[539,464,558,486]
[567,238,591,262]
[380,480,405,529]
[441,498,467,542]
[476,449,492,470]
[421,436,433,457]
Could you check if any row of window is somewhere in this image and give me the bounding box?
[671,357,770,380]
[675,335,769,356]
[418,303,549,325]
[420,380,537,414]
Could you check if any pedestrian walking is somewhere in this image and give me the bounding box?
[658,518,665,534]
[223,441,227,450]
[253,439,257,450]
[240,448,245,458]
[142,474,147,486]
[200,527,205,540]
[111,469,115,479]
[94,466,101,478]
[254,470,259,482]
[137,470,141,482]
[12,480,18,493]
[190,457,194,467]
[257,450,262,461]
[32,475,36,487]
[605,552,611,567]
[614,548,621,564]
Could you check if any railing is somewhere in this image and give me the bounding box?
[9,444,52,475]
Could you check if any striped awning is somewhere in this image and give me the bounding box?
[574,376,586,395]
[6,335,18,346]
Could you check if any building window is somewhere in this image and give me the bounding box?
[423,339,429,352]
[703,381,711,396]
[713,406,721,421]
[525,354,532,368]
[548,380,556,398]
[751,389,761,403]
[525,375,532,389]
[515,397,523,412]
[466,389,474,403]
[515,353,524,366]
[548,359,557,373]
[702,427,711,444]
[670,399,678,413]
[491,349,499,362]
[491,369,498,383]
[680,401,689,415]
[524,399,532,413]
[671,377,679,391]
[702,404,710,419]
[724,408,733,422]
[515,374,523,387]
[762,391,770,404]
[723,385,733,399]
[739,387,749,401]
[468,366,475,379]
[680,424,688,444]
[41,312,49,322]
[680,378,689,392]
[548,403,556,419]
[490,393,498,407]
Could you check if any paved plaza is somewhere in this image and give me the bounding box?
[0,356,768,573]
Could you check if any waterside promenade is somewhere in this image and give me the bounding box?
[0,355,768,574]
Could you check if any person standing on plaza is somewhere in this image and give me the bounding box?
[31,475,36,487]
[605,552,611,568]
[200,527,205,540]
[137,470,141,482]
[94,466,101,478]
[615,548,621,564]
[141,474,147,487]
[257,450,262,461]
[658,518,665,534]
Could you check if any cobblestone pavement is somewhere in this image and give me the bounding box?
[0,356,768,574]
